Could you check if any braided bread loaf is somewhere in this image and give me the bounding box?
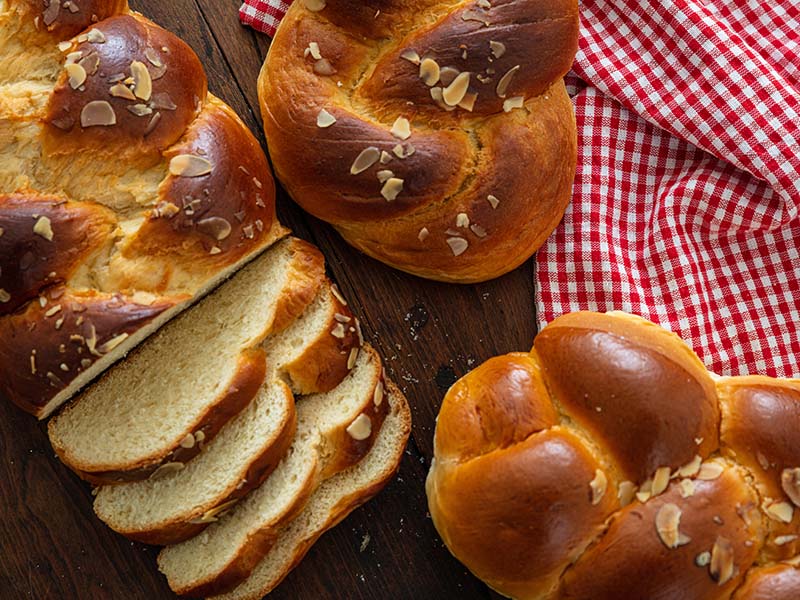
[427,311,800,599]
[0,0,286,417]
[259,0,578,283]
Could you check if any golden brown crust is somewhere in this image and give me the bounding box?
[734,565,800,600]
[0,194,117,315]
[559,468,762,600]
[259,0,578,283]
[43,14,207,157]
[427,311,800,599]
[0,286,180,417]
[429,428,617,599]
[268,239,325,336]
[533,311,720,481]
[16,0,128,37]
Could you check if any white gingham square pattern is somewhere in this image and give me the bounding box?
[241,0,800,376]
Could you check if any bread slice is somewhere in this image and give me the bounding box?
[208,382,410,600]
[91,284,359,545]
[48,238,324,484]
[157,345,389,596]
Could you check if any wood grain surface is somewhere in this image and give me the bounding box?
[0,2,539,598]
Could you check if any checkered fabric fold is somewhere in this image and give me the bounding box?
[240,0,800,377]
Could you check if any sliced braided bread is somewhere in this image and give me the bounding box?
[91,280,359,545]
[209,380,411,600]
[158,344,388,596]
[427,311,800,600]
[48,237,325,485]
[0,0,286,418]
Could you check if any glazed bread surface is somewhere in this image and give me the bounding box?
[427,311,800,600]
[0,0,286,417]
[259,0,578,283]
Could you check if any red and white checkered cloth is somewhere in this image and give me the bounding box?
[240,0,800,377]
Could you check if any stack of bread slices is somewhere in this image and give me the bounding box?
[47,237,411,598]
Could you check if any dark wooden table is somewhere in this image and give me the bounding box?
[0,2,538,598]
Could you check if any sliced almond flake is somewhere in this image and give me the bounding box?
[109,82,136,100]
[381,178,404,201]
[197,217,232,241]
[79,52,100,75]
[170,155,213,177]
[145,112,162,136]
[316,108,336,128]
[456,213,470,228]
[655,503,689,549]
[350,147,381,174]
[99,333,129,354]
[489,40,506,58]
[59,363,69,372]
[380,151,393,164]
[470,223,487,238]
[376,170,394,183]
[404,144,416,157]
[373,380,384,407]
[130,60,152,101]
[306,42,322,60]
[678,455,703,478]
[439,67,460,87]
[767,501,794,523]
[446,237,468,256]
[590,469,608,505]
[209,246,222,255]
[150,92,177,111]
[695,551,711,567]
[44,304,62,317]
[461,10,490,26]
[65,63,86,89]
[443,72,470,106]
[618,481,636,507]
[29,352,36,374]
[58,41,72,52]
[314,59,336,75]
[334,313,351,323]
[503,96,525,112]
[775,535,798,546]
[636,490,651,503]
[418,227,430,242]
[144,47,163,67]
[430,86,456,111]
[651,466,671,497]
[331,323,346,339]
[65,51,83,66]
[781,467,800,507]
[188,499,239,524]
[477,0,491,7]
[390,117,411,140]
[697,461,724,480]
[304,0,326,11]
[81,100,116,127]
[43,1,60,26]
[400,49,421,65]
[0,289,10,303]
[86,29,106,43]
[149,462,184,480]
[709,537,734,585]
[419,58,440,86]
[33,216,54,241]
[487,194,500,209]
[679,479,696,498]
[458,91,478,112]
[347,347,359,369]
[496,65,520,98]
[346,414,372,441]
[127,103,153,117]
[179,433,195,449]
